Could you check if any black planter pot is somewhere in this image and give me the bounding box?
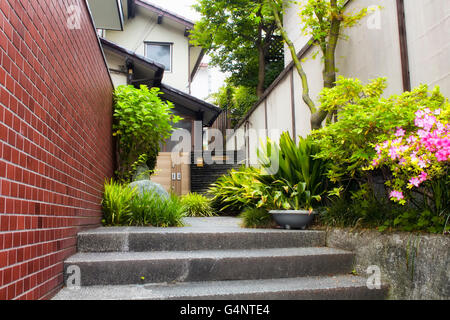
[269,210,316,230]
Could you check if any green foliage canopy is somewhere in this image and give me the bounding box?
[190,0,284,96]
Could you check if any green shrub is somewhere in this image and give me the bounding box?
[239,208,274,228]
[207,165,263,215]
[113,85,182,182]
[312,78,447,186]
[102,179,136,226]
[312,78,450,233]
[102,179,185,227]
[181,193,215,217]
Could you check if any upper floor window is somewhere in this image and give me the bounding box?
[145,42,172,72]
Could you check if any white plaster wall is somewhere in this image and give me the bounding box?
[266,75,293,145]
[247,102,268,165]
[104,51,128,87]
[404,0,450,97]
[336,0,403,96]
[105,7,191,92]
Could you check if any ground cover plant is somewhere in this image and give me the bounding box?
[181,193,216,217]
[102,179,185,227]
[239,207,275,228]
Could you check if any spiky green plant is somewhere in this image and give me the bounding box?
[257,132,327,211]
[207,165,263,214]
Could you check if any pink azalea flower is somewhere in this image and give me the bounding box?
[419,172,427,182]
[436,149,450,162]
[417,159,427,169]
[389,146,399,160]
[409,177,421,188]
[406,136,417,144]
[390,190,404,201]
[415,109,425,118]
[395,127,405,137]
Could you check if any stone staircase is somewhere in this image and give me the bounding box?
[53,218,388,300]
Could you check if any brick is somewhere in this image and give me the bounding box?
[0,0,113,300]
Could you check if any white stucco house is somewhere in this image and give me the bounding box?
[87,0,224,195]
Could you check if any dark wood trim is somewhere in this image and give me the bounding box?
[396,0,411,92]
[135,0,195,29]
[264,99,268,136]
[190,49,206,81]
[290,69,296,143]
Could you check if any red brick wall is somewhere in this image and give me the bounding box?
[0,0,114,300]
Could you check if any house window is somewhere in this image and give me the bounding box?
[145,42,172,72]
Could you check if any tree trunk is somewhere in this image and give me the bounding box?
[257,41,266,97]
[323,1,341,89]
[269,0,316,113]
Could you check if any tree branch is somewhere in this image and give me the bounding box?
[268,0,316,114]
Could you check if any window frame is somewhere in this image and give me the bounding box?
[144,41,173,73]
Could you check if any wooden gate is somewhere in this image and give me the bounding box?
[151,152,190,196]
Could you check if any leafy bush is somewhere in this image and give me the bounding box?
[181,193,215,217]
[366,107,449,232]
[312,78,447,185]
[102,179,185,227]
[311,78,450,233]
[102,179,136,226]
[369,107,449,204]
[256,132,327,211]
[113,85,181,182]
[239,208,274,229]
[207,165,263,215]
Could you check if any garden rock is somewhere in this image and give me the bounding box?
[128,180,169,200]
[132,164,151,181]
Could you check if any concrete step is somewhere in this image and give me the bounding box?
[63,247,354,286]
[53,275,388,300]
[78,228,326,253]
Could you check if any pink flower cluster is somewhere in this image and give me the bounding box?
[371,107,449,204]
[389,190,404,201]
[414,108,450,162]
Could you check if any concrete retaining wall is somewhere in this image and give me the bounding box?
[326,229,450,300]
